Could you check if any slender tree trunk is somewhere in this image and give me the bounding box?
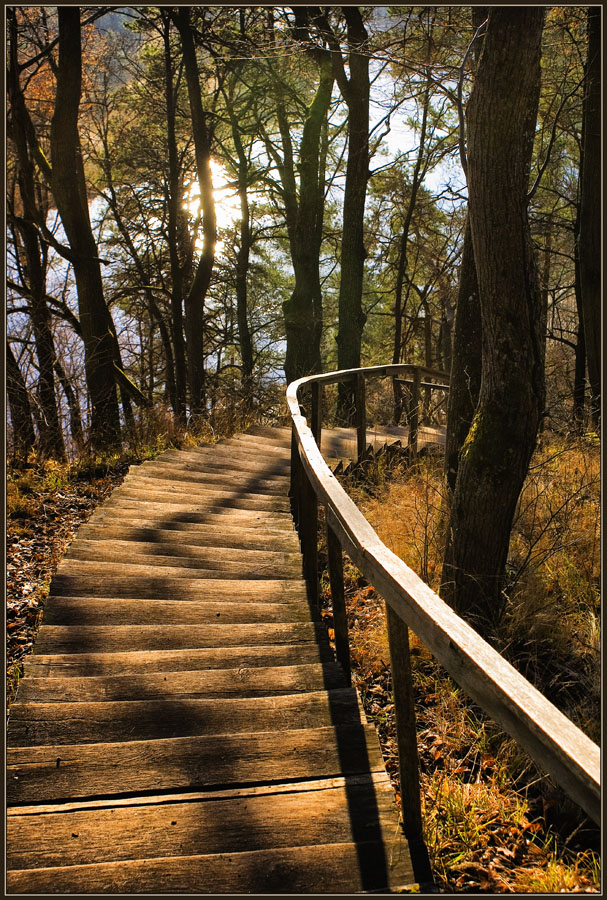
[7,341,36,462]
[578,6,600,426]
[227,100,254,382]
[162,14,187,422]
[50,7,121,451]
[442,7,487,492]
[440,8,546,634]
[172,7,217,416]
[8,11,65,460]
[280,46,334,384]
[334,8,370,422]
[54,358,84,451]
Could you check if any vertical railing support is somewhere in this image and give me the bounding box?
[299,462,319,607]
[385,604,432,884]
[408,366,421,460]
[289,423,302,527]
[355,373,367,463]
[311,381,322,451]
[326,520,351,685]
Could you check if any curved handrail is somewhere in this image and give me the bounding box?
[287,365,600,825]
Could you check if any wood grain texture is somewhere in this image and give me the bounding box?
[7,724,381,802]
[16,662,346,702]
[8,688,364,746]
[24,643,332,678]
[7,776,402,870]
[6,841,415,894]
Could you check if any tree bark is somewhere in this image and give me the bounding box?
[50,7,121,451]
[440,8,546,634]
[578,7,600,426]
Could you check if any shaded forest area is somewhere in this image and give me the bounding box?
[6,5,601,892]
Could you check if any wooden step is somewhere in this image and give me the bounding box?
[63,540,302,576]
[14,662,346,703]
[8,687,364,746]
[76,523,301,553]
[23,643,334,678]
[7,776,414,893]
[33,621,325,654]
[7,724,382,803]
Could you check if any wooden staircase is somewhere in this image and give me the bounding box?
[7,426,416,893]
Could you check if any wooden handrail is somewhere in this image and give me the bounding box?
[287,365,600,839]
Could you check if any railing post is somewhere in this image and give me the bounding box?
[408,366,420,460]
[355,373,366,463]
[289,424,302,527]
[326,520,351,685]
[311,381,322,451]
[299,461,319,607]
[385,604,432,884]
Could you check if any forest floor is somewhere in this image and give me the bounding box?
[6,442,601,894]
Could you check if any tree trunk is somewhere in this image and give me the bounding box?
[334,8,370,422]
[172,7,217,417]
[162,12,187,422]
[578,6,600,426]
[440,8,546,634]
[442,7,487,492]
[280,45,334,384]
[8,11,65,461]
[50,7,121,451]
[54,358,84,451]
[7,341,36,462]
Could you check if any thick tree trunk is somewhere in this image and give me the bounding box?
[440,8,546,634]
[578,7,600,426]
[7,341,36,462]
[50,7,120,451]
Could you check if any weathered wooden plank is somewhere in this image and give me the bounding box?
[94,500,296,527]
[7,775,403,871]
[81,517,298,544]
[158,447,291,471]
[16,662,346,703]
[7,687,364,746]
[48,574,307,600]
[128,466,288,493]
[42,597,309,626]
[7,723,381,803]
[107,486,291,513]
[75,524,301,553]
[33,621,323,654]
[6,841,415,894]
[63,541,302,577]
[24,643,332,678]
[119,479,291,507]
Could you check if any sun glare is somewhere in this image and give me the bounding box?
[184,160,241,256]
